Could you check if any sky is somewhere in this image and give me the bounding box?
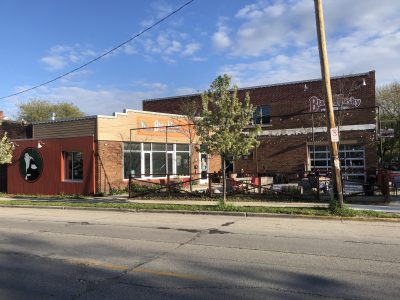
[1,0,400,119]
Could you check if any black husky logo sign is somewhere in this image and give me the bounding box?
[19,148,43,182]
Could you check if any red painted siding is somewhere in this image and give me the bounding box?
[8,136,95,195]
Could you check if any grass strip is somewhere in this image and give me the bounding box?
[0,200,398,219]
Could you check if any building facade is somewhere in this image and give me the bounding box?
[143,71,379,181]
[8,110,220,195]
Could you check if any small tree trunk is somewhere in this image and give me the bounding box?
[189,143,193,192]
[222,155,226,205]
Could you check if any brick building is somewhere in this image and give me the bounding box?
[143,71,379,181]
[8,110,220,195]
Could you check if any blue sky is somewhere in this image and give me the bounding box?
[1,0,400,118]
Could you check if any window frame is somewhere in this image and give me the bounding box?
[62,151,83,182]
[251,105,271,126]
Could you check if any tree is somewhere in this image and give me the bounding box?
[196,74,260,204]
[18,99,85,122]
[377,82,400,162]
[0,132,12,164]
[176,99,201,192]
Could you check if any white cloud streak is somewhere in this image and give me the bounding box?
[40,44,97,71]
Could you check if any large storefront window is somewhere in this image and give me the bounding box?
[63,151,83,180]
[308,144,365,181]
[123,142,190,179]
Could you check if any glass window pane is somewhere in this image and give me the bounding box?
[124,152,141,179]
[152,143,165,151]
[123,142,140,151]
[314,153,327,159]
[176,152,190,175]
[167,144,174,151]
[65,152,72,180]
[314,160,328,167]
[176,144,189,151]
[144,153,151,176]
[73,152,83,180]
[167,153,173,175]
[347,151,364,158]
[200,144,208,152]
[152,152,166,176]
[143,143,151,151]
[314,145,328,151]
[261,115,270,124]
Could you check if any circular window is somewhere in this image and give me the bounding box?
[19,148,43,183]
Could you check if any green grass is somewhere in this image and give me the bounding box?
[0,199,398,219]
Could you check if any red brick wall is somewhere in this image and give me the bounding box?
[96,141,125,193]
[143,71,376,130]
[234,131,378,176]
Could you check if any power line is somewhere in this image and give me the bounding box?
[0,0,195,100]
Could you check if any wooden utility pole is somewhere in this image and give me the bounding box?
[314,0,344,207]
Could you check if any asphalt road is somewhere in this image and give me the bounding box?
[0,208,399,299]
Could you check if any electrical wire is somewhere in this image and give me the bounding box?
[0,0,195,100]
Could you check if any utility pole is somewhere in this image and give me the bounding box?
[314,0,344,207]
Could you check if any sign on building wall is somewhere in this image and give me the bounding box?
[19,148,43,182]
[136,116,191,139]
[309,94,361,112]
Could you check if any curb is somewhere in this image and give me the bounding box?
[1,204,399,223]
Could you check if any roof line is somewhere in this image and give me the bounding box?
[31,115,97,125]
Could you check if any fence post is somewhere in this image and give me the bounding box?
[208,173,213,197]
[128,174,131,198]
[167,174,171,197]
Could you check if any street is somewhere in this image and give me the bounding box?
[0,207,399,299]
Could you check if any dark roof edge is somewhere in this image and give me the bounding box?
[143,70,374,103]
[31,115,97,125]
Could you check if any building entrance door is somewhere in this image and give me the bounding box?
[199,153,208,184]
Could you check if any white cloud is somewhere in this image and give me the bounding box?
[5,81,172,118]
[151,1,174,18]
[182,43,201,56]
[165,40,182,55]
[175,87,197,95]
[132,81,168,92]
[212,19,231,50]
[40,44,97,71]
[123,44,137,55]
[40,55,68,71]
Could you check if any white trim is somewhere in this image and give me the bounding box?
[97,109,187,119]
[260,124,375,136]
